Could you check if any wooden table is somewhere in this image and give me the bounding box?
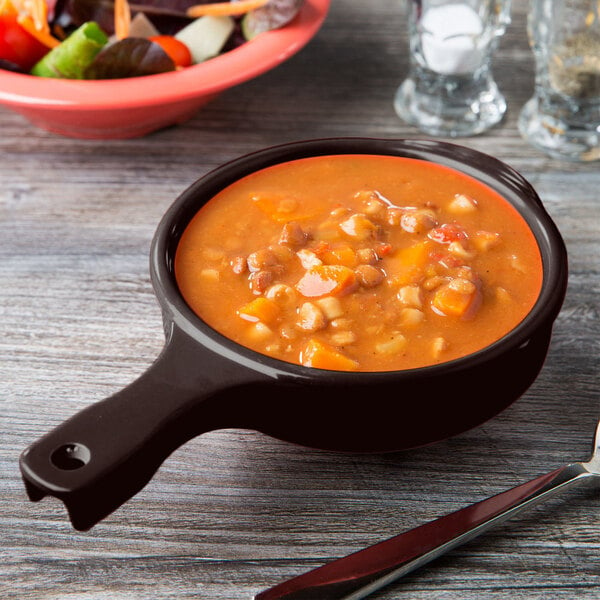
[1,1,598,598]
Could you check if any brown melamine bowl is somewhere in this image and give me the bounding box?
[20,138,568,530]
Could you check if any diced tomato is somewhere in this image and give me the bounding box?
[0,9,49,70]
[430,251,464,269]
[149,35,192,68]
[374,242,393,257]
[428,223,468,245]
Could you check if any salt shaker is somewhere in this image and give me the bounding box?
[394,0,511,137]
[518,0,600,161]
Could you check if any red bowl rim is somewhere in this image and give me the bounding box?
[0,0,330,110]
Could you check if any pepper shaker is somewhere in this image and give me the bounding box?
[518,0,600,161]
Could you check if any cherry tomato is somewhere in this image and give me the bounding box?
[149,35,192,68]
[0,13,49,70]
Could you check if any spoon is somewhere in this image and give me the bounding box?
[255,418,600,600]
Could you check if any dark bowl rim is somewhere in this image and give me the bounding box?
[150,137,568,383]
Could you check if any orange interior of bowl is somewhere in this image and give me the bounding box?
[174,154,544,373]
[0,0,330,110]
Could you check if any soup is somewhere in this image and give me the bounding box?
[175,155,543,371]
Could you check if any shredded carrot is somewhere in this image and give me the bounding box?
[187,0,269,19]
[17,14,60,47]
[114,0,131,40]
[5,0,61,48]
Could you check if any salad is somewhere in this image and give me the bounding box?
[0,0,304,78]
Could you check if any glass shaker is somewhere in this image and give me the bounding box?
[518,0,600,161]
[394,0,512,137]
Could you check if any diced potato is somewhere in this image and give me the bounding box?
[448,193,478,213]
[296,265,358,298]
[397,285,423,307]
[248,322,274,342]
[422,276,445,291]
[449,278,477,294]
[331,317,353,330]
[238,297,281,324]
[297,302,327,332]
[297,249,322,269]
[354,190,387,218]
[201,247,225,261]
[510,254,528,273]
[455,266,477,281]
[431,337,448,358]
[231,256,247,274]
[329,331,357,346]
[375,334,407,355]
[279,325,298,341]
[339,213,378,240]
[314,221,342,242]
[265,342,281,353]
[495,286,512,303]
[315,296,344,320]
[301,339,359,370]
[199,268,220,282]
[473,230,501,252]
[386,207,403,226]
[365,324,385,336]
[448,241,474,259]
[399,307,425,326]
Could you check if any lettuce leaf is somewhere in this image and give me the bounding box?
[84,37,175,78]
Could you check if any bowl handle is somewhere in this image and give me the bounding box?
[19,324,258,531]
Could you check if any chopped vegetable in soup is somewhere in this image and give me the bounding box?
[175,155,543,372]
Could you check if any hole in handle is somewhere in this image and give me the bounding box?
[51,443,91,470]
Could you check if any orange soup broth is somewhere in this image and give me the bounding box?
[175,155,543,371]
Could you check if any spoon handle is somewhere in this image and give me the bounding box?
[255,462,595,600]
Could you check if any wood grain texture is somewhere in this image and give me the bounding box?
[1,1,598,599]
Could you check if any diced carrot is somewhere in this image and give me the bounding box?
[431,280,481,318]
[321,245,357,267]
[237,297,280,325]
[187,0,269,18]
[251,193,316,223]
[385,240,431,285]
[296,265,357,298]
[301,339,359,371]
